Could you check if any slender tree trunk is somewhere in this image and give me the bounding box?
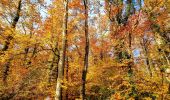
[145,54,152,77]
[49,46,60,83]
[81,0,89,99]
[2,0,22,84]
[64,56,69,100]
[128,32,133,80]
[2,0,22,51]
[128,32,137,98]
[124,0,135,23]
[55,0,68,100]
[141,38,152,77]
[161,71,164,100]
[168,84,170,94]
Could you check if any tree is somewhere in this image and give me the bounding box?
[55,0,68,100]
[81,0,89,99]
[0,0,170,99]
[2,0,22,84]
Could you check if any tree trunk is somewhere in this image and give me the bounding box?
[141,38,152,77]
[64,56,69,100]
[55,0,68,100]
[2,0,22,84]
[128,32,137,98]
[2,0,22,51]
[49,43,60,83]
[124,0,135,23]
[81,0,89,99]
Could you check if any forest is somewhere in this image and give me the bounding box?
[0,0,170,100]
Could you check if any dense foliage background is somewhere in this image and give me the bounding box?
[0,0,170,99]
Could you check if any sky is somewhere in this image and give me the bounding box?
[39,0,52,20]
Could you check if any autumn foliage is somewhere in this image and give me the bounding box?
[0,0,170,100]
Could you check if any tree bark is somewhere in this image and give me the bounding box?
[2,0,22,84]
[49,45,60,83]
[128,32,137,98]
[64,56,69,100]
[55,0,68,100]
[141,38,152,77]
[2,0,22,51]
[81,0,89,99]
